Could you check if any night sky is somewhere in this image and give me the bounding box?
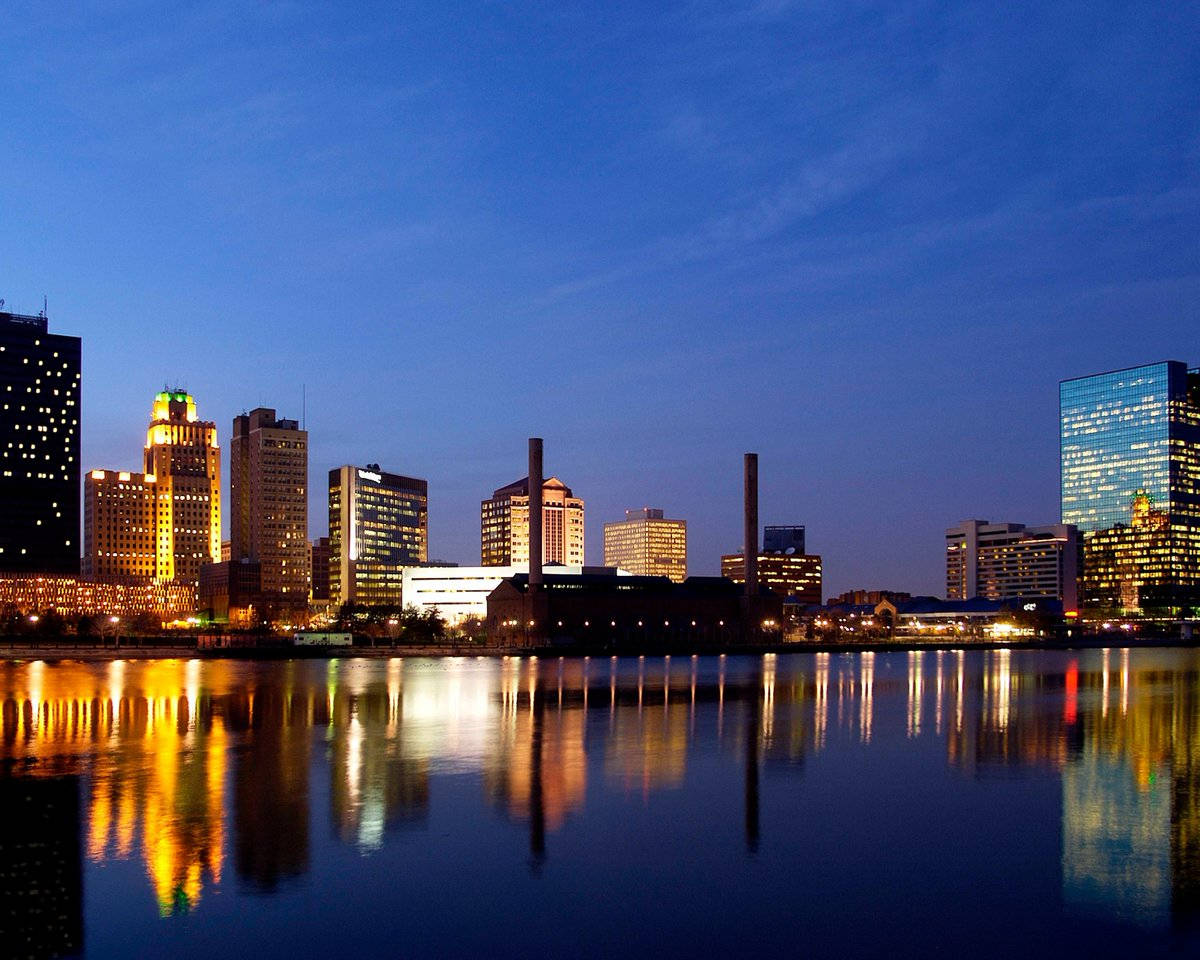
[2,1,1196,595]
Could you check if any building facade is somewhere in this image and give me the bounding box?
[0,309,81,574]
[310,536,331,602]
[1061,362,1200,615]
[230,408,308,602]
[603,508,687,582]
[329,465,427,606]
[0,574,195,620]
[481,476,584,567]
[945,519,1080,611]
[83,470,158,581]
[722,551,823,604]
[143,390,222,583]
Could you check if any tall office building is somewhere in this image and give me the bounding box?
[143,390,222,583]
[83,470,159,580]
[0,308,81,573]
[230,408,308,601]
[603,508,687,582]
[945,519,1080,610]
[329,465,427,605]
[481,476,584,567]
[1061,362,1200,615]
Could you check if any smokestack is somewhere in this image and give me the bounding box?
[744,452,758,599]
[529,437,544,589]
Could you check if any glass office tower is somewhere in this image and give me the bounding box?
[1060,361,1200,616]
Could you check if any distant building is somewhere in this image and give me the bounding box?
[1061,361,1200,615]
[143,390,222,583]
[0,309,81,574]
[486,572,780,645]
[310,536,331,602]
[83,390,221,588]
[83,471,158,581]
[481,476,584,567]
[603,508,687,582]
[945,519,1080,611]
[826,588,912,606]
[329,465,427,606]
[722,526,822,603]
[230,408,309,603]
[404,563,625,624]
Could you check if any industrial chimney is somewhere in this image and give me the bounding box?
[529,437,544,590]
[743,452,758,599]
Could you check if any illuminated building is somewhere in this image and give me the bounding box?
[945,520,1080,610]
[0,308,81,573]
[481,476,584,567]
[83,470,158,581]
[329,465,427,606]
[143,390,222,583]
[0,574,195,619]
[230,408,308,603]
[827,588,911,606]
[1061,362,1200,616]
[603,508,687,582]
[722,549,822,604]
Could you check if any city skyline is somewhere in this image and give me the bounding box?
[5,340,1197,599]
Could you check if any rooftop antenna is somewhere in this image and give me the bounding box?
[39,295,47,319]
[302,383,306,431]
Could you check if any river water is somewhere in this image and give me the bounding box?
[1,648,1198,958]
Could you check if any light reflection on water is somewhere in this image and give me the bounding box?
[1,648,1199,958]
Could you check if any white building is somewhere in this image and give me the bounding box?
[402,564,629,623]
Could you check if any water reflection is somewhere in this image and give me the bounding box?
[1,649,1199,955]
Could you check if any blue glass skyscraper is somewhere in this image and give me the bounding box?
[1060,361,1200,615]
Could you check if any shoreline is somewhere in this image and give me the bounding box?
[0,634,1195,662]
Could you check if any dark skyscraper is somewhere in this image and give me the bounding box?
[1061,361,1200,615]
[0,309,81,573]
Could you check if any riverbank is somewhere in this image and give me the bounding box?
[1,633,1195,661]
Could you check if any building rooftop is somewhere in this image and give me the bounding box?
[492,475,574,498]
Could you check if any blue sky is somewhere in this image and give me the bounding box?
[2,1,1197,594]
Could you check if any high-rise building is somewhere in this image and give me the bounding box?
[945,519,1080,610]
[329,465,427,605]
[230,408,308,602]
[83,470,158,580]
[603,508,687,582]
[1061,362,1200,615]
[0,309,81,573]
[722,526,822,603]
[143,390,222,583]
[481,476,584,567]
